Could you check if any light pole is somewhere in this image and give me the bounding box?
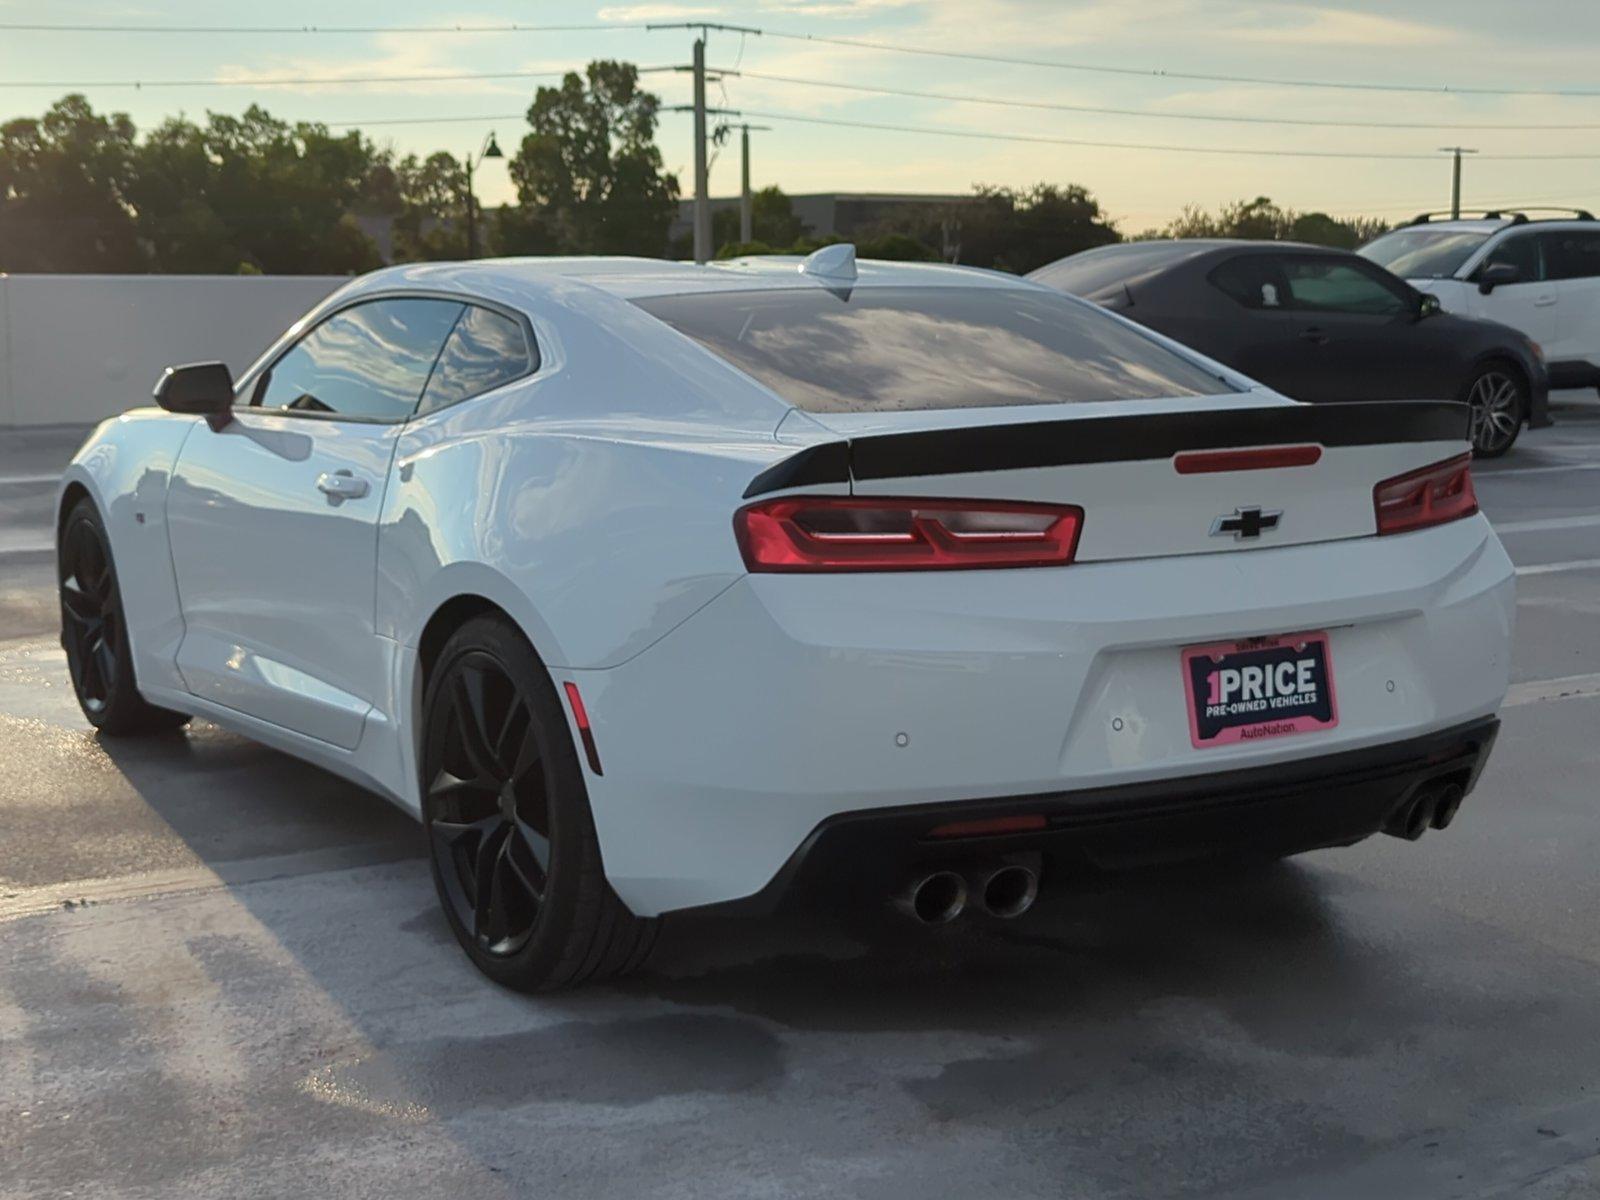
[1439,146,1478,220]
[734,123,771,244]
[464,131,503,260]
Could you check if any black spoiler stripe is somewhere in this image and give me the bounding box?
[744,400,1468,498]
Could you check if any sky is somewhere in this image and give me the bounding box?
[3,0,1600,233]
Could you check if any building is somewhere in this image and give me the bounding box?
[669,191,975,247]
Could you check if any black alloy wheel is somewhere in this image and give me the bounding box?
[1464,365,1526,458]
[420,614,656,990]
[58,498,189,735]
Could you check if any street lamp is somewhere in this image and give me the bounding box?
[464,131,503,260]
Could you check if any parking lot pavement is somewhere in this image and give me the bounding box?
[2,411,1598,1199]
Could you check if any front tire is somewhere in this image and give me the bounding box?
[420,614,657,990]
[58,498,190,736]
[1464,363,1526,458]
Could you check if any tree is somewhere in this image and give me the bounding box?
[0,94,145,272]
[712,186,807,255]
[130,106,383,273]
[503,61,679,256]
[383,151,470,261]
[1138,196,1388,249]
[956,183,1121,273]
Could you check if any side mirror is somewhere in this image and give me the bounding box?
[154,362,234,429]
[1478,262,1522,295]
[1416,292,1442,319]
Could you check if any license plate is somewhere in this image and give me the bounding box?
[1181,631,1338,749]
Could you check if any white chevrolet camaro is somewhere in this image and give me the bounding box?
[57,246,1513,990]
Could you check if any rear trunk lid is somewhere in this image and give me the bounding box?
[769,397,1470,562]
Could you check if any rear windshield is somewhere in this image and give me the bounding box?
[1358,228,1491,279]
[633,285,1231,413]
[1027,241,1214,297]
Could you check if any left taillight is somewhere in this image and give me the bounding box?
[1373,453,1478,536]
[734,496,1084,572]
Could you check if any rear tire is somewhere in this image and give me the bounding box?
[58,498,190,736]
[1463,363,1526,458]
[420,614,657,991]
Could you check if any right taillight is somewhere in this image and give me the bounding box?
[1373,453,1478,536]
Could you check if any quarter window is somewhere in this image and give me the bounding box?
[254,298,464,420]
[418,305,535,415]
[1208,257,1287,310]
[1279,259,1409,317]
[1540,231,1600,281]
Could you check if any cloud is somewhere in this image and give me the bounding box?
[1229,6,1466,48]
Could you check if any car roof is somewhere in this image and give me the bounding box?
[341,254,1040,304]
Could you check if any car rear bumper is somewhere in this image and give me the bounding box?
[691,715,1501,916]
[575,515,1514,916]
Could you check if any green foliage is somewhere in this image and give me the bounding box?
[857,232,940,262]
[958,183,1122,273]
[712,186,808,254]
[503,61,680,256]
[0,95,145,272]
[130,106,383,274]
[1139,196,1389,248]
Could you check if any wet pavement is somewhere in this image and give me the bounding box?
[2,400,1598,1198]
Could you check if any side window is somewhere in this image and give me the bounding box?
[1280,258,1409,316]
[417,305,535,415]
[1541,231,1600,282]
[1207,257,1286,311]
[254,298,464,420]
[1479,233,1543,282]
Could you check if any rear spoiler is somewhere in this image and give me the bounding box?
[744,400,1469,498]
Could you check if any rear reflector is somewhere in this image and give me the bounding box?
[928,814,1048,839]
[1174,445,1323,474]
[735,497,1083,572]
[563,681,603,776]
[1374,453,1478,536]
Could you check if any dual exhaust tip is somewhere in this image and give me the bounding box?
[1385,779,1467,842]
[895,863,1039,924]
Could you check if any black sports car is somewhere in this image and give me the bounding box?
[1029,239,1551,456]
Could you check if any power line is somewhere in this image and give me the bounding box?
[0,66,681,90]
[5,16,1599,100]
[720,107,1600,160]
[725,69,1600,132]
[0,21,643,34]
[742,26,1600,99]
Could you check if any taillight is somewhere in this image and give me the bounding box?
[734,497,1084,572]
[1373,453,1478,536]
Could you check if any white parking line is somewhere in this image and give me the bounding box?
[0,473,60,487]
[1476,462,1600,478]
[1492,514,1600,535]
[1504,673,1600,708]
[1516,558,1600,576]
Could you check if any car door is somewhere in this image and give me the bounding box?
[166,295,464,749]
[1274,255,1419,402]
[1464,231,1560,348]
[1199,254,1299,386]
[1536,229,1600,366]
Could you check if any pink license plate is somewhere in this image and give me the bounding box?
[1181,631,1339,749]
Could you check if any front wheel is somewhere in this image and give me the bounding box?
[420,614,657,990]
[1464,365,1526,458]
[58,498,190,736]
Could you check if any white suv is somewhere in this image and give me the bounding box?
[1360,209,1600,393]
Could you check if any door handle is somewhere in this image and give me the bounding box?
[1534,295,1557,307]
[1298,327,1329,345]
[316,469,370,501]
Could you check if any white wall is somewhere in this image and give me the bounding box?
[0,274,346,427]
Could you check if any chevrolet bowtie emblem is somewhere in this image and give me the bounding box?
[1211,506,1283,540]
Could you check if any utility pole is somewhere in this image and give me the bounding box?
[692,35,711,264]
[735,123,771,244]
[1439,146,1478,220]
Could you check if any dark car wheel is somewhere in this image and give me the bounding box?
[58,498,191,736]
[1464,364,1526,458]
[420,614,657,991]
